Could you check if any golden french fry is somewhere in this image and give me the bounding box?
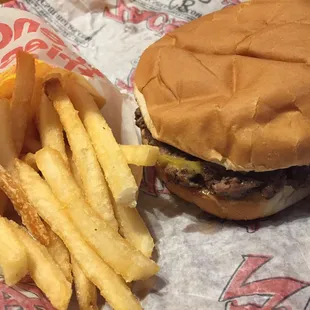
[0,217,28,285]
[115,163,154,257]
[23,125,41,154]
[72,256,98,310]
[22,153,38,171]
[121,145,160,167]
[0,65,15,80]
[35,60,53,76]
[68,145,145,190]
[37,93,69,167]
[10,221,72,310]
[0,61,47,102]
[30,59,53,117]
[41,67,67,81]
[30,77,43,119]
[16,160,142,310]
[40,67,106,109]
[68,72,106,109]
[36,147,159,282]
[44,79,118,230]
[0,164,49,246]
[113,202,154,258]
[66,80,138,208]
[0,98,17,213]
[0,74,15,99]
[11,51,35,155]
[41,67,104,101]
[67,147,83,188]
[0,99,17,169]
[47,227,72,283]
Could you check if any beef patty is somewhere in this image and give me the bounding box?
[135,108,310,200]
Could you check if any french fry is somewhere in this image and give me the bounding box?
[23,123,41,154]
[0,74,15,99]
[113,202,154,258]
[11,51,35,155]
[67,147,83,188]
[68,144,151,188]
[41,68,67,84]
[0,217,28,285]
[22,153,38,171]
[37,93,69,167]
[39,66,105,108]
[72,256,98,310]
[116,162,154,257]
[30,77,44,119]
[36,147,159,282]
[121,145,160,166]
[68,72,106,109]
[0,164,49,246]
[10,221,72,310]
[66,80,138,207]
[0,60,49,102]
[35,60,53,75]
[0,65,15,80]
[0,99,17,169]
[15,160,142,310]
[0,98,18,214]
[47,227,72,283]
[44,79,118,230]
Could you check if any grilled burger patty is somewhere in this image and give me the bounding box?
[135,108,310,200]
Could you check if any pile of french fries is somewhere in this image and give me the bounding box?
[0,51,160,310]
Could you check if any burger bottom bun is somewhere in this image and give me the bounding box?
[156,168,310,220]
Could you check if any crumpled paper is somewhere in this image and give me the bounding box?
[2,1,310,310]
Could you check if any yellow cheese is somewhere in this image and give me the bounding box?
[157,154,202,174]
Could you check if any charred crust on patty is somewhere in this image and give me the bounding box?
[135,108,310,201]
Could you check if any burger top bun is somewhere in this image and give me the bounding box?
[135,0,310,172]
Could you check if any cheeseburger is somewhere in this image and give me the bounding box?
[133,0,310,220]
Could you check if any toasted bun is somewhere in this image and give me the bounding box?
[135,0,310,172]
[156,167,310,220]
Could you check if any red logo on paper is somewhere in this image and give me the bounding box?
[219,255,310,309]
[1,1,27,11]
[0,276,54,309]
[105,0,186,36]
[0,16,104,78]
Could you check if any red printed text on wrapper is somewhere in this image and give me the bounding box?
[219,255,310,309]
[105,0,186,36]
[0,13,104,78]
[0,276,54,310]
[1,0,27,11]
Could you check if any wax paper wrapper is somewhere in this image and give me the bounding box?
[2,1,310,310]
